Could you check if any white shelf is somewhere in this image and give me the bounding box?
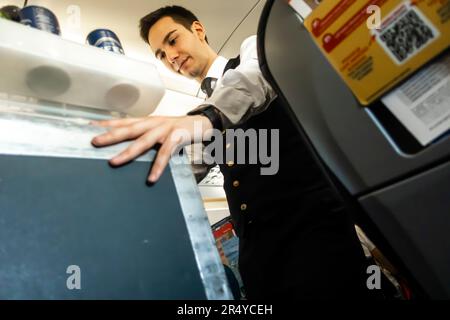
[0,18,165,116]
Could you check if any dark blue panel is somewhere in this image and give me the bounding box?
[0,154,206,299]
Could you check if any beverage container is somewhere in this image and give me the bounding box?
[86,29,125,55]
[20,5,61,35]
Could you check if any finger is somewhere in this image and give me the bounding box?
[91,118,166,147]
[91,116,166,128]
[90,118,141,128]
[148,132,183,183]
[109,125,170,166]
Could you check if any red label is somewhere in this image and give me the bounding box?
[213,222,234,239]
[321,0,388,53]
[311,0,357,37]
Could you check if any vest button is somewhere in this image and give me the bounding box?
[227,160,234,167]
[226,143,231,149]
[240,203,247,211]
[233,180,240,188]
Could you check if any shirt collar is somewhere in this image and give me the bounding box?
[205,56,228,80]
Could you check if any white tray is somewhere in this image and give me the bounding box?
[0,18,165,117]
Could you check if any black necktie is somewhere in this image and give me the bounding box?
[200,77,218,98]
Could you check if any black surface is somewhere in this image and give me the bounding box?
[255,0,428,298]
[0,154,206,299]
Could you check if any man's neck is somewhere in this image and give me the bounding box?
[196,51,218,83]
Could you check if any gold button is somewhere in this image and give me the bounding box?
[240,204,247,211]
[222,130,226,135]
[233,180,240,187]
[227,160,234,167]
[226,143,231,149]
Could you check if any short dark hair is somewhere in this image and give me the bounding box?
[139,5,208,45]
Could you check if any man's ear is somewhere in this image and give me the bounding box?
[191,21,207,42]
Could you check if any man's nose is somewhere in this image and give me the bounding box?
[166,48,179,67]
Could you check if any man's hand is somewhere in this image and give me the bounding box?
[91,115,213,183]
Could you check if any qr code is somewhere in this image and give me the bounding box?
[379,8,436,64]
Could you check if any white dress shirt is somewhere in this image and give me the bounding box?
[187,36,277,183]
[194,35,277,128]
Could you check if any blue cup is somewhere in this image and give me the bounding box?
[20,5,61,35]
[86,29,125,55]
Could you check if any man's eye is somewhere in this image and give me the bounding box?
[159,52,166,60]
[169,38,176,46]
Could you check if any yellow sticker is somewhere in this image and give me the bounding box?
[305,0,450,105]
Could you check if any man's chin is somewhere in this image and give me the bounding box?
[180,69,200,80]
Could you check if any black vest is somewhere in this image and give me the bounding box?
[216,56,343,237]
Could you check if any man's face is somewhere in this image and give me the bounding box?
[148,16,210,80]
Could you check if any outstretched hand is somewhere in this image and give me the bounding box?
[91,115,213,183]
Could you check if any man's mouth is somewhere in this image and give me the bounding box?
[178,58,188,73]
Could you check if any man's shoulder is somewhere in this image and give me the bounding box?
[240,35,257,52]
[239,35,257,61]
